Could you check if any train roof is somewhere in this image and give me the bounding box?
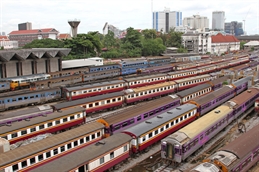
[141,64,173,70]
[123,73,167,82]
[123,104,197,137]
[52,91,125,110]
[0,105,52,122]
[232,76,252,87]
[88,63,120,67]
[176,105,232,142]
[167,69,197,75]
[209,76,230,85]
[0,74,49,81]
[190,85,234,106]
[229,63,250,71]
[219,124,259,160]
[0,122,104,167]
[120,60,147,64]
[65,80,125,92]
[30,133,131,172]
[176,83,211,98]
[0,88,60,99]
[174,74,211,83]
[190,162,220,172]
[125,81,175,93]
[225,87,259,108]
[30,75,81,84]
[0,107,85,135]
[102,95,180,125]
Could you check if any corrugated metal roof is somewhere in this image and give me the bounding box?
[52,91,125,110]
[30,133,131,172]
[62,59,103,69]
[190,85,234,106]
[174,74,211,83]
[0,122,104,167]
[0,107,85,135]
[123,74,167,82]
[178,105,232,141]
[220,123,259,159]
[103,95,180,125]
[176,83,211,98]
[126,81,175,93]
[123,104,197,137]
[65,80,125,92]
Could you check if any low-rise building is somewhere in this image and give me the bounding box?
[0,36,18,49]
[211,33,240,55]
[182,31,211,54]
[9,28,59,47]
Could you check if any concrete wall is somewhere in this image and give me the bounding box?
[22,59,32,75]
[6,61,17,77]
[50,58,59,72]
[37,58,46,74]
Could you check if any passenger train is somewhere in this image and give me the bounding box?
[0,77,253,172]
[190,123,259,172]
[0,55,250,91]
[161,85,259,164]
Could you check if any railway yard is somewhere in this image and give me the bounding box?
[1,52,259,172]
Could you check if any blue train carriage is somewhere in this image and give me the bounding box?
[161,86,259,164]
[120,60,148,75]
[0,82,10,92]
[146,57,172,67]
[87,63,121,73]
[0,88,61,111]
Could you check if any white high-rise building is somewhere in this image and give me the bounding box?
[183,15,209,30]
[153,8,182,33]
[212,11,225,30]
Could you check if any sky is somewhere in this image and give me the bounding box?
[1,0,259,35]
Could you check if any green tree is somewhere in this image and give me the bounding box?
[23,38,64,48]
[141,29,157,39]
[103,30,117,49]
[166,28,184,48]
[122,27,142,48]
[240,41,246,50]
[63,33,101,57]
[177,47,188,53]
[142,38,166,56]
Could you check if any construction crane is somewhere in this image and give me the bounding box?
[243,7,251,35]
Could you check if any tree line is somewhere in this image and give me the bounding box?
[23,27,186,59]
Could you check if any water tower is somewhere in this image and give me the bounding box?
[68,19,80,37]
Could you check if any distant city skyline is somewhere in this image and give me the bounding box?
[1,0,259,35]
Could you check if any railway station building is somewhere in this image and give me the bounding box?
[0,48,71,78]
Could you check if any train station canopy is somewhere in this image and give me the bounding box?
[0,48,71,62]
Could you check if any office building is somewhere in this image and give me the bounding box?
[183,15,209,30]
[224,21,244,36]
[153,8,182,33]
[18,22,32,30]
[212,11,225,30]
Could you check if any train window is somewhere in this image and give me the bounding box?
[95,102,99,106]
[67,143,72,149]
[21,130,27,135]
[155,130,158,135]
[12,133,18,138]
[39,124,44,130]
[60,146,65,152]
[124,145,128,152]
[160,127,164,132]
[137,116,141,121]
[46,151,51,158]
[21,161,27,168]
[38,154,43,161]
[53,148,58,155]
[149,132,153,138]
[56,120,60,125]
[48,122,53,127]
[70,115,75,120]
[122,122,128,127]
[18,97,23,101]
[12,164,19,171]
[184,114,187,119]
[144,114,148,118]
[63,118,68,122]
[100,157,104,164]
[166,124,169,129]
[97,132,101,137]
[112,99,116,102]
[30,127,36,132]
[110,152,114,159]
[130,119,134,124]
[30,157,36,164]
[107,100,111,103]
[89,104,93,108]
[118,97,121,101]
[92,134,95,139]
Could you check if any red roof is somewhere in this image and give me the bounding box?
[58,33,71,39]
[9,28,59,35]
[0,36,9,41]
[211,33,240,43]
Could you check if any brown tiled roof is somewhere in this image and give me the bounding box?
[211,33,240,43]
[0,36,9,41]
[58,33,71,39]
[9,28,58,35]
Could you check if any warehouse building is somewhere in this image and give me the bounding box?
[0,48,71,78]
